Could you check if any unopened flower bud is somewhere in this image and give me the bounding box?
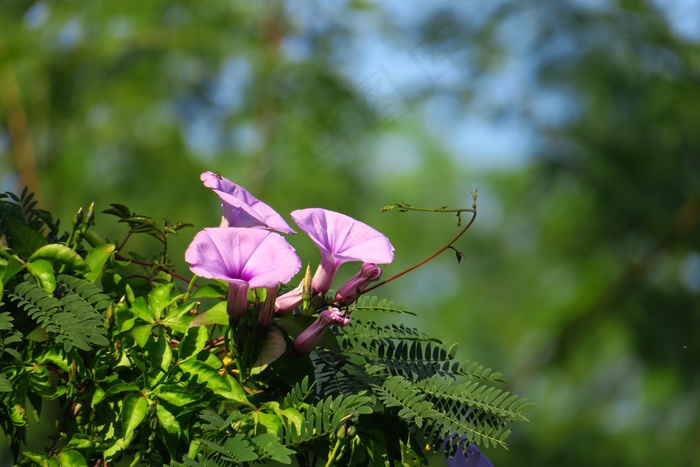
[335,263,382,306]
[293,308,350,355]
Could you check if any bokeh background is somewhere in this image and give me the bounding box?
[2,0,700,465]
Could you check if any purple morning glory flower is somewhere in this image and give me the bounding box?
[201,171,296,234]
[185,227,301,318]
[334,263,382,305]
[444,438,494,467]
[293,308,350,354]
[290,208,394,295]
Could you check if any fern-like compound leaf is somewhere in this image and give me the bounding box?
[353,295,415,315]
[8,275,109,352]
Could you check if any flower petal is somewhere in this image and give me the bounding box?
[185,227,301,288]
[291,208,394,267]
[201,171,296,234]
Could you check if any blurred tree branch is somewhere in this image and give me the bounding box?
[0,41,38,195]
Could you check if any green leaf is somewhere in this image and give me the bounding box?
[122,392,149,440]
[250,410,282,436]
[178,326,209,362]
[189,301,228,327]
[0,374,12,392]
[132,324,153,348]
[19,451,59,467]
[103,203,132,219]
[84,244,116,283]
[154,384,201,406]
[191,283,227,299]
[26,259,56,293]
[57,449,88,467]
[0,255,22,301]
[161,301,196,333]
[156,403,181,435]
[92,382,141,406]
[63,433,97,450]
[252,433,294,463]
[131,296,155,323]
[29,244,90,273]
[146,328,172,385]
[251,329,287,375]
[148,283,176,321]
[179,359,251,406]
[4,217,47,259]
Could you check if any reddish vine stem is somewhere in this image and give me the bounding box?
[204,336,225,351]
[114,254,192,284]
[324,205,478,309]
[352,206,478,299]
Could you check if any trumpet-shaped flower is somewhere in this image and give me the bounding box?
[201,171,296,234]
[293,308,350,354]
[185,227,301,318]
[335,263,382,305]
[291,208,394,294]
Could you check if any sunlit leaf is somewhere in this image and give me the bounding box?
[26,260,56,293]
[29,244,90,273]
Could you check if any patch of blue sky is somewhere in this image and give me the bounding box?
[653,0,700,42]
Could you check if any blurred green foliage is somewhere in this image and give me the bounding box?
[1,0,699,465]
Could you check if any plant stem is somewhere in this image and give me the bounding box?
[114,254,192,284]
[325,438,343,467]
[359,206,477,297]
